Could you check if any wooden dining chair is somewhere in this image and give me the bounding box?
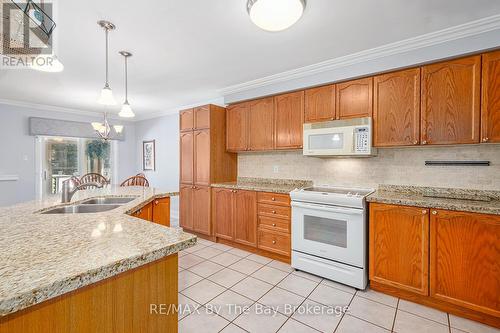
[120,175,150,187]
[80,173,109,186]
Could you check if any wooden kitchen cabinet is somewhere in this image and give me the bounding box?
[179,185,193,230]
[194,106,210,130]
[336,77,373,119]
[274,91,304,149]
[180,108,194,132]
[304,84,336,122]
[373,68,421,147]
[180,131,194,184]
[192,185,211,235]
[481,50,500,143]
[421,55,481,145]
[248,97,274,150]
[194,129,210,186]
[212,188,234,240]
[226,102,249,151]
[369,203,429,295]
[233,190,258,247]
[152,197,171,226]
[134,202,153,221]
[430,209,500,317]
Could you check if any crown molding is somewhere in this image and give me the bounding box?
[0,98,125,120]
[134,96,225,121]
[219,14,500,95]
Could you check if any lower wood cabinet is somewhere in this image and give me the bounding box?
[180,185,211,235]
[131,197,171,227]
[133,202,153,221]
[430,209,500,317]
[369,203,429,295]
[369,202,500,327]
[213,188,234,240]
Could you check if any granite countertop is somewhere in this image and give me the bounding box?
[212,177,313,194]
[0,186,195,317]
[367,185,500,215]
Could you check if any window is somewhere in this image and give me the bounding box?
[37,136,116,198]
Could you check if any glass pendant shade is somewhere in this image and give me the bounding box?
[113,125,124,134]
[118,102,135,118]
[98,86,116,106]
[247,0,305,32]
[91,122,104,131]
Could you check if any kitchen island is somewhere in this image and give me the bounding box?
[0,186,195,332]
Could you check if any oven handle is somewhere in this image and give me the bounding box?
[291,201,363,215]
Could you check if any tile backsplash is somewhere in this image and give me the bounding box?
[238,145,500,190]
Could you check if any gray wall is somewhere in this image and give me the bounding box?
[0,104,137,206]
[134,114,180,221]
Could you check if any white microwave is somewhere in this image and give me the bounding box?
[303,117,376,157]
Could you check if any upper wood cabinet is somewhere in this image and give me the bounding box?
[336,77,373,119]
[248,97,274,151]
[233,190,258,246]
[180,131,194,184]
[373,68,421,147]
[430,209,500,317]
[180,108,194,132]
[274,91,304,149]
[194,106,210,129]
[421,56,481,145]
[212,188,234,240]
[369,203,429,295]
[481,50,500,143]
[194,129,210,186]
[226,102,249,151]
[152,197,170,226]
[304,84,336,122]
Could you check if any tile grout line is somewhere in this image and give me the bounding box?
[332,289,357,333]
[391,298,400,332]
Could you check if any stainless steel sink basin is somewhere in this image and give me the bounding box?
[41,204,122,214]
[81,197,136,205]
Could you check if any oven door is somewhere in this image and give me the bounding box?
[292,201,365,268]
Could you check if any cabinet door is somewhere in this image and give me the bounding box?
[179,185,193,230]
[373,68,421,147]
[180,108,194,132]
[274,91,304,149]
[212,188,234,240]
[152,197,170,226]
[421,56,481,145]
[226,102,249,151]
[233,190,257,247]
[194,106,210,130]
[180,132,194,184]
[304,85,336,123]
[192,186,211,235]
[481,50,500,143]
[369,203,429,295]
[136,202,153,221]
[248,97,274,151]
[336,77,373,119]
[430,209,500,317]
[194,129,210,186]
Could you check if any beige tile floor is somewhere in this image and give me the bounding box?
[178,239,499,333]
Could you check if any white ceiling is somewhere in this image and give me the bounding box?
[1,0,500,118]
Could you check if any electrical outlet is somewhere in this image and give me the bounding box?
[273,165,279,173]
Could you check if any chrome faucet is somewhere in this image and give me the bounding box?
[61,180,104,203]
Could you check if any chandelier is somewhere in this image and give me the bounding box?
[92,112,123,141]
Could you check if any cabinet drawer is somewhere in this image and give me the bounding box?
[257,204,291,219]
[257,192,290,206]
[258,216,290,233]
[258,229,291,256]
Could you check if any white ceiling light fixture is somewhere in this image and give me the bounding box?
[97,20,117,106]
[92,112,123,141]
[247,0,306,32]
[118,51,135,118]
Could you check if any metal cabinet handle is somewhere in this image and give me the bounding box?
[482,137,489,142]
[271,197,276,201]
[272,240,276,244]
[272,210,276,214]
[414,140,419,145]
[432,210,437,215]
[422,210,427,214]
[272,223,276,227]
[155,200,159,205]
[422,140,427,145]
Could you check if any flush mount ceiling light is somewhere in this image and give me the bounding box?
[118,51,135,118]
[97,20,117,106]
[247,0,306,32]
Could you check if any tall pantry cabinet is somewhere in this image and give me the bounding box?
[179,105,237,236]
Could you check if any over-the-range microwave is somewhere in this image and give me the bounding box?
[303,117,377,157]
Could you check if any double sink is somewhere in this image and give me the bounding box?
[41,197,136,214]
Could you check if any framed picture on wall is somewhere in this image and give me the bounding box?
[143,140,156,171]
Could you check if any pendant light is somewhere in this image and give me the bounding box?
[97,20,117,105]
[247,0,306,32]
[91,112,124,141]
[118,51,135,118]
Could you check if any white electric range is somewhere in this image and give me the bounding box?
[290,185,374,289]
